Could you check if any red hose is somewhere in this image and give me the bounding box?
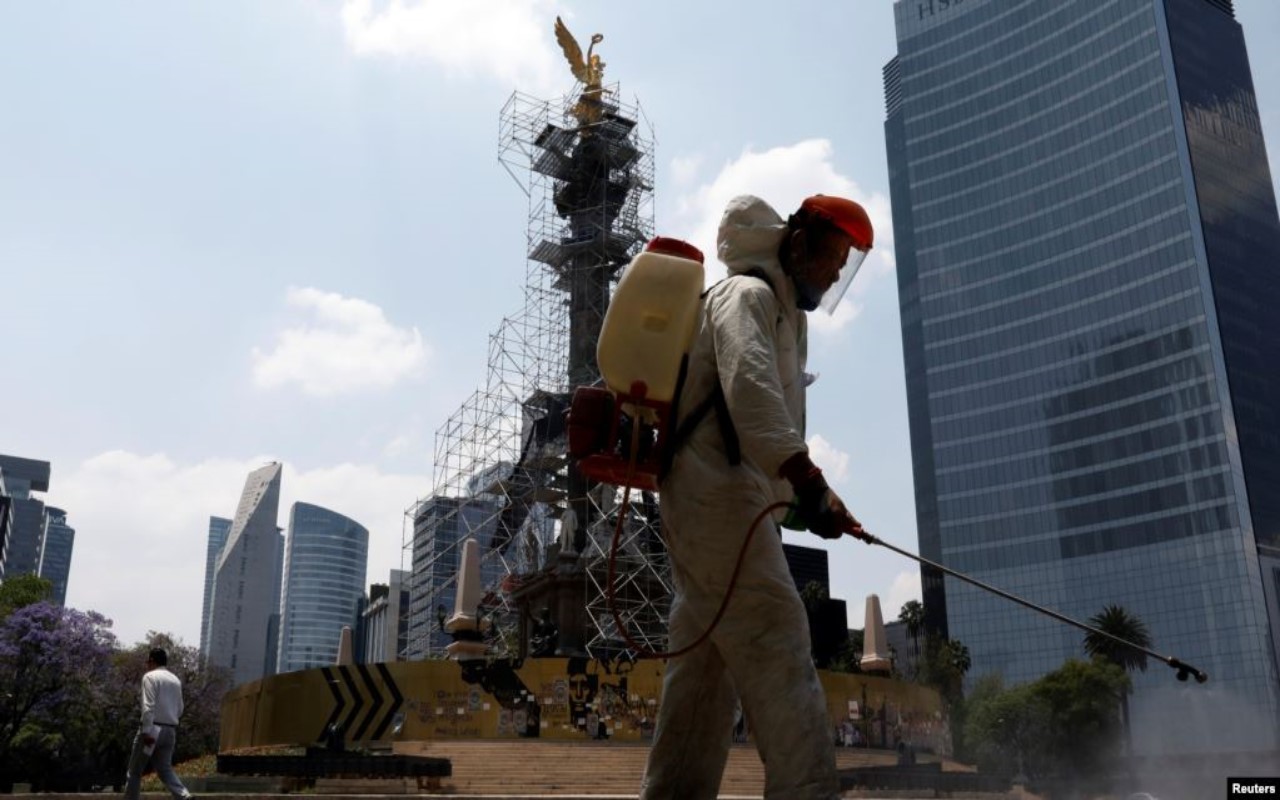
[604,420,788,659]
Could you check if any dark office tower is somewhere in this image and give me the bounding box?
[37,507,74,606]
[886,0,1280,758]
[200,516,232,657]
[0,456,51,579]
[405,495,504,659]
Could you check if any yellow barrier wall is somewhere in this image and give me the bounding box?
[220,657,947,753]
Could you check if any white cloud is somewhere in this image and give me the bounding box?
[57,450,431,648]
[883,569,922,621]
[668,139,895,334]
[811,296,865,335]
[340,0,566,94]
[383,433,414,458]
[668,154,703,187]
[252,287,429,397]
[807,434,850,485]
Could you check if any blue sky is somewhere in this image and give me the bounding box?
[2,0,1278,648]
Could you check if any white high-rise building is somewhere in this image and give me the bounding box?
[206,463,284,686]
[363,569,409,664]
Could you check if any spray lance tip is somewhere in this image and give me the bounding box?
[1168,657,1208,684]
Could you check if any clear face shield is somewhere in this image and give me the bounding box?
[816,246,868,315]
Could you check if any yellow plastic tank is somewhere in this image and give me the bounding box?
[597,238,706,403]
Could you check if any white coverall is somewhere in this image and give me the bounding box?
[639,195,840,800]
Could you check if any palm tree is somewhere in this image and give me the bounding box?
[1083,604,1151,757]
[898,599,925,661]
[1084,605,1151,673]
[933,637,970,702]
[801,580,829,612]
[945,638,971,677]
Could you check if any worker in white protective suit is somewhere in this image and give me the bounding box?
[640,194,874,800]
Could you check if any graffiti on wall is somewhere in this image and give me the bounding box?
[220,657,943,752]
[450,654,657,739]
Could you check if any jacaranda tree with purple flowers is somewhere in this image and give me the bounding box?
[0,601,117,790]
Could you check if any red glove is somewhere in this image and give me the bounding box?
[779,452,863,540]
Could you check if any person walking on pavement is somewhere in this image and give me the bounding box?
[639,193,874,800]
[124,647,192,800]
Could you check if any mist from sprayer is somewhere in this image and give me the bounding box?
[1118,683,1280,800]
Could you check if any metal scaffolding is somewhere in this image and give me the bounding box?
[404,83,670,661]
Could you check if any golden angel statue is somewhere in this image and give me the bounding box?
[554,16,608,127]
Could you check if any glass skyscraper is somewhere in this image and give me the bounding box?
[200,516,231,657]
[0,455,51,580]
[276,502,369,674]
[37,507,74,606]
[886,0,1280,756]
[405,495,504,659]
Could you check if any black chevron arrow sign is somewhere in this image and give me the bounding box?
[318,662,406,743]
[318,666,346,742]
[337,665,365,735]
[371,662,404,740]
[352,663,384,741]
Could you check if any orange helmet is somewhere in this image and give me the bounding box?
[799,195,874,252]
[793,195,874,314]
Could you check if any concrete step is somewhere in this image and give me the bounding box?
[391,740,904,796]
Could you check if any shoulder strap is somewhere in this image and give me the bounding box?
[659,269,782,480]
[741,266,776,297]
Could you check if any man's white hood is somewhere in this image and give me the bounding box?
[715,194,798,310]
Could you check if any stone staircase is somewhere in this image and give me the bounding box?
[386,740,902,796]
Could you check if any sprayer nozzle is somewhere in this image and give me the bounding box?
[1168,657,1208,684]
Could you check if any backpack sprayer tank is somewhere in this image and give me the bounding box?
[568,237,705,491]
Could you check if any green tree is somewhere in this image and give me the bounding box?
[800,580,828,610]
[0,575,52,620]
[917,634,970,704]
[961,659,1128,789]
[1083,604,1151,756]
[961,675,1046,778]
[64,632,233,791]
[827,628,864,674]
[1083,604,1150,672]
[897,599,924,662]
[111,633,232,764]
[1033,658,1128,782]
[945,639,971,676]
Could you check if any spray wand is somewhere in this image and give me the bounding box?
[598,407,1207,682]
[842,523,1209,684]
[604,471,1207,682]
